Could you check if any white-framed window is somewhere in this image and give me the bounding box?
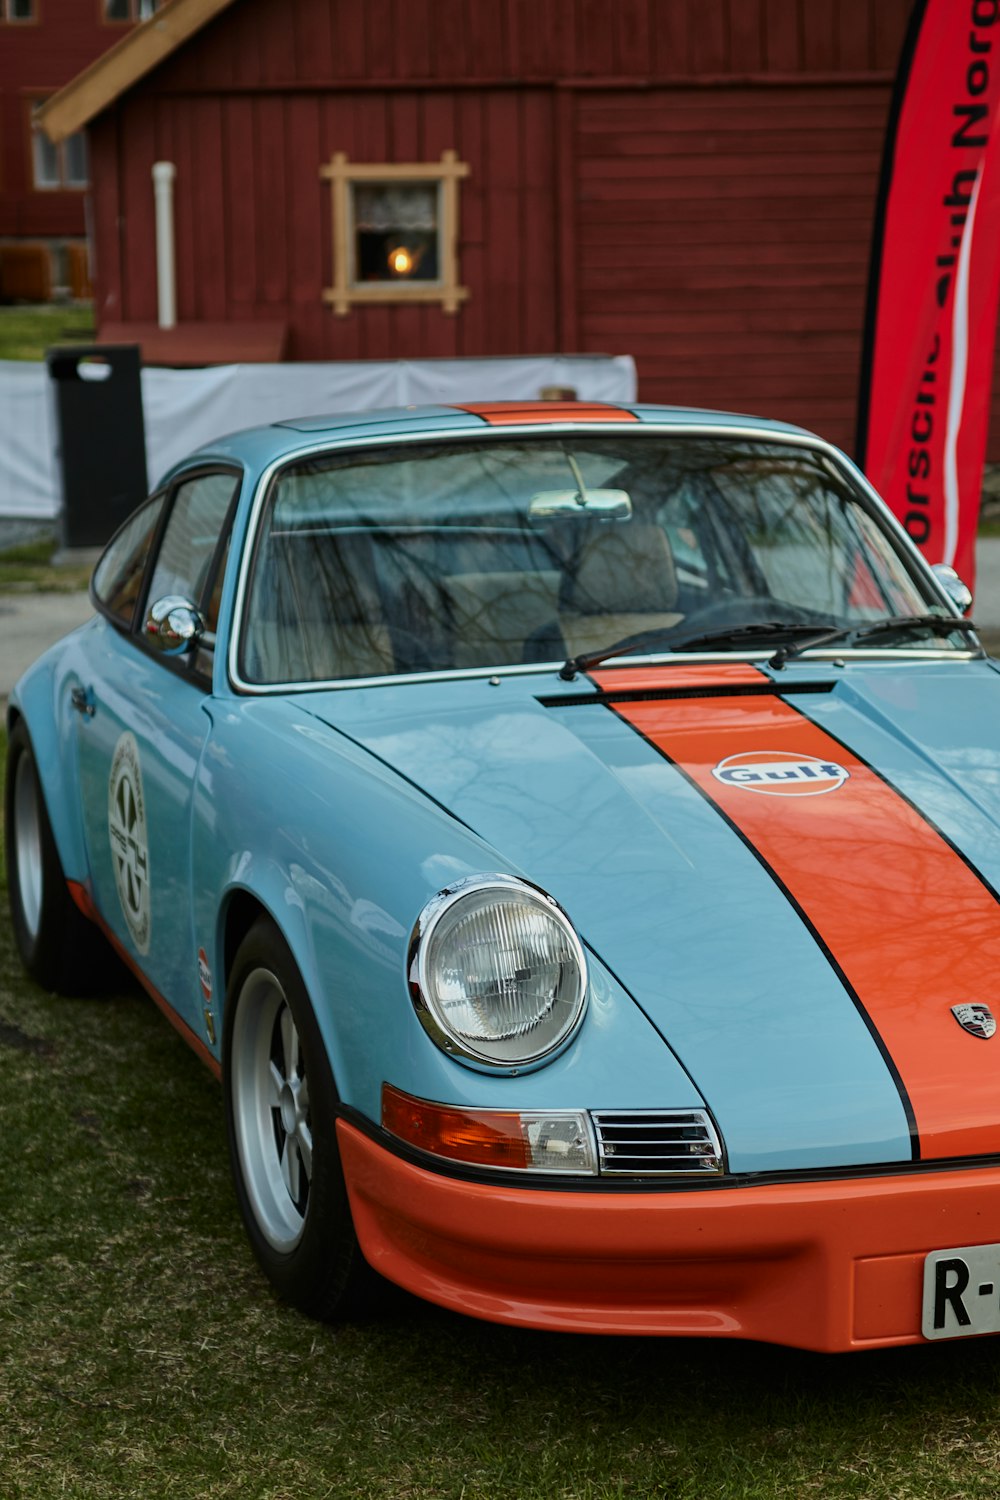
[104,0,157,20]
[31,104,88,189]
[4,0,37,20]
[320,151,470,316]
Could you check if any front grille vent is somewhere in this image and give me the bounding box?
[591,1110,724,1177]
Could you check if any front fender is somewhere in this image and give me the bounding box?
[193,697,702,1127]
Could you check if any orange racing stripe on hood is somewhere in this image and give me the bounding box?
[588,662,768,692]
[592,666,1000,1162]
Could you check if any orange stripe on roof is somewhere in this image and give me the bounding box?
[455,402,637,425]
[592,674,1000,1162]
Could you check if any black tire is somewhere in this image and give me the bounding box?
[223,916,376,1320]
[5,718,111,995]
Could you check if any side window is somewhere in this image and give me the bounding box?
[92,493,166,627]
[146,471,239,611]
[204,532,231,633]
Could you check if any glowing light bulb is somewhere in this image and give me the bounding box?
[389,246,414,276]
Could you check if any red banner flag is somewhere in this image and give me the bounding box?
[856,0,1000,595]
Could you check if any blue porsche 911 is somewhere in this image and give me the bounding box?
[7,399,1000,1351]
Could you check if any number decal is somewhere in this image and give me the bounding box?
[108,732,151,954]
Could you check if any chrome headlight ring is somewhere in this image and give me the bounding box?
[407,874,589,1071]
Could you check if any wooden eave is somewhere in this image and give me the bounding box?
[34,0,240,145]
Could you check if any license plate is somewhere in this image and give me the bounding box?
[923,1244,1000,1339]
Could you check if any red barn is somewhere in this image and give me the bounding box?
[37,0,917,451]
[0,0,153,300]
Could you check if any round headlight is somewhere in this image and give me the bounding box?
[408,875,588,1068]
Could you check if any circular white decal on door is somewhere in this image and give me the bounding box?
[712,750,850,797]
[108,732,151,953]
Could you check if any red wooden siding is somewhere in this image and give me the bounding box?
[0,0,142,241]
[156,0,912,90]
[91,0,1000,458]
[94,85,562,362]
[571,85,889,451]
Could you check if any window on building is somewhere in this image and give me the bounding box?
[31,106,89,190]
[104,0,158,20]
[4,0,37,20]
[320,151,469,316]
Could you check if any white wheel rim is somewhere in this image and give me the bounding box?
[13,753,43,942]
[231,966,313,1253]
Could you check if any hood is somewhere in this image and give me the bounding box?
[307,657,1000,1174]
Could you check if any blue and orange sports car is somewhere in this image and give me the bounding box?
[6,400,999,1351]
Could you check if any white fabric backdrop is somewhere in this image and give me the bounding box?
[0,354,636,519]
[0,361,53,518]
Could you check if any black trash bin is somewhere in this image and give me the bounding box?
[46,344,149,550]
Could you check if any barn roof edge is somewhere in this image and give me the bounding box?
[35,0,239,144]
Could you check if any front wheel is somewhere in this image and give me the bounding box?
[223,916,375,1320]
[5,718,110,994]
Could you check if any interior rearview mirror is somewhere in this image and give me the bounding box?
[528,488,633,522]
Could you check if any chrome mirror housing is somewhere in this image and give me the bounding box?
[144,595,206,655]
[931,563,974,615]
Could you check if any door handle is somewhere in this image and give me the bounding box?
[71,686,96,718]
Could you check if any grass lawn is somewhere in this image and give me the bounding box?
[4,729,1000,1497]
[0,535,91,593]
[0,303,95,362]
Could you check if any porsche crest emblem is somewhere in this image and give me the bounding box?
[951,1003,997,1040]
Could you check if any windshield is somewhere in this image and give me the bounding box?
[239,434,956,685]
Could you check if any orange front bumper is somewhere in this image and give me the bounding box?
[337,1121,1000,1351]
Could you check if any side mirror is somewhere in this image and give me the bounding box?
[144,595,206,655]
[931,563,973,615]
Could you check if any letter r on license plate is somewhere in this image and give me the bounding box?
[923,1244,1000,1339]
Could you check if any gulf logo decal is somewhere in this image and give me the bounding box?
[712,751,849,796]
[198,947,213,1001]
[590,663,1000,1163]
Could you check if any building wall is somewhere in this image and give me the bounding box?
[151,0,913,89]
[92,86,563,361]
[0,0,142,294]
[89,0,915,451]
[569,83,889,448]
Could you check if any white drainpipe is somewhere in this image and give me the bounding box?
[152,161,177,330]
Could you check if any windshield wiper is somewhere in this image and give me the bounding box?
[769,614,981,670]
[559,612,983,681]
[559,620,833,681]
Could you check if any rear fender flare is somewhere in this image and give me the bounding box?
[8,658,90,890]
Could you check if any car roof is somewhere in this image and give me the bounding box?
[162,400,821,481]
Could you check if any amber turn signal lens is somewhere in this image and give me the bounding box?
[381,1084,597,1174]
[382,1084,530,1168]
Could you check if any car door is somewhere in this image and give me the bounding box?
[74,466,240,1037]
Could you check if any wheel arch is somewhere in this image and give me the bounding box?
[222,887,269,989]
[6,674,90,891]
[216,880,351,1105]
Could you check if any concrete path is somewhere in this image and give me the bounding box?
[2,540,1000,700]
[0,589,93,698]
